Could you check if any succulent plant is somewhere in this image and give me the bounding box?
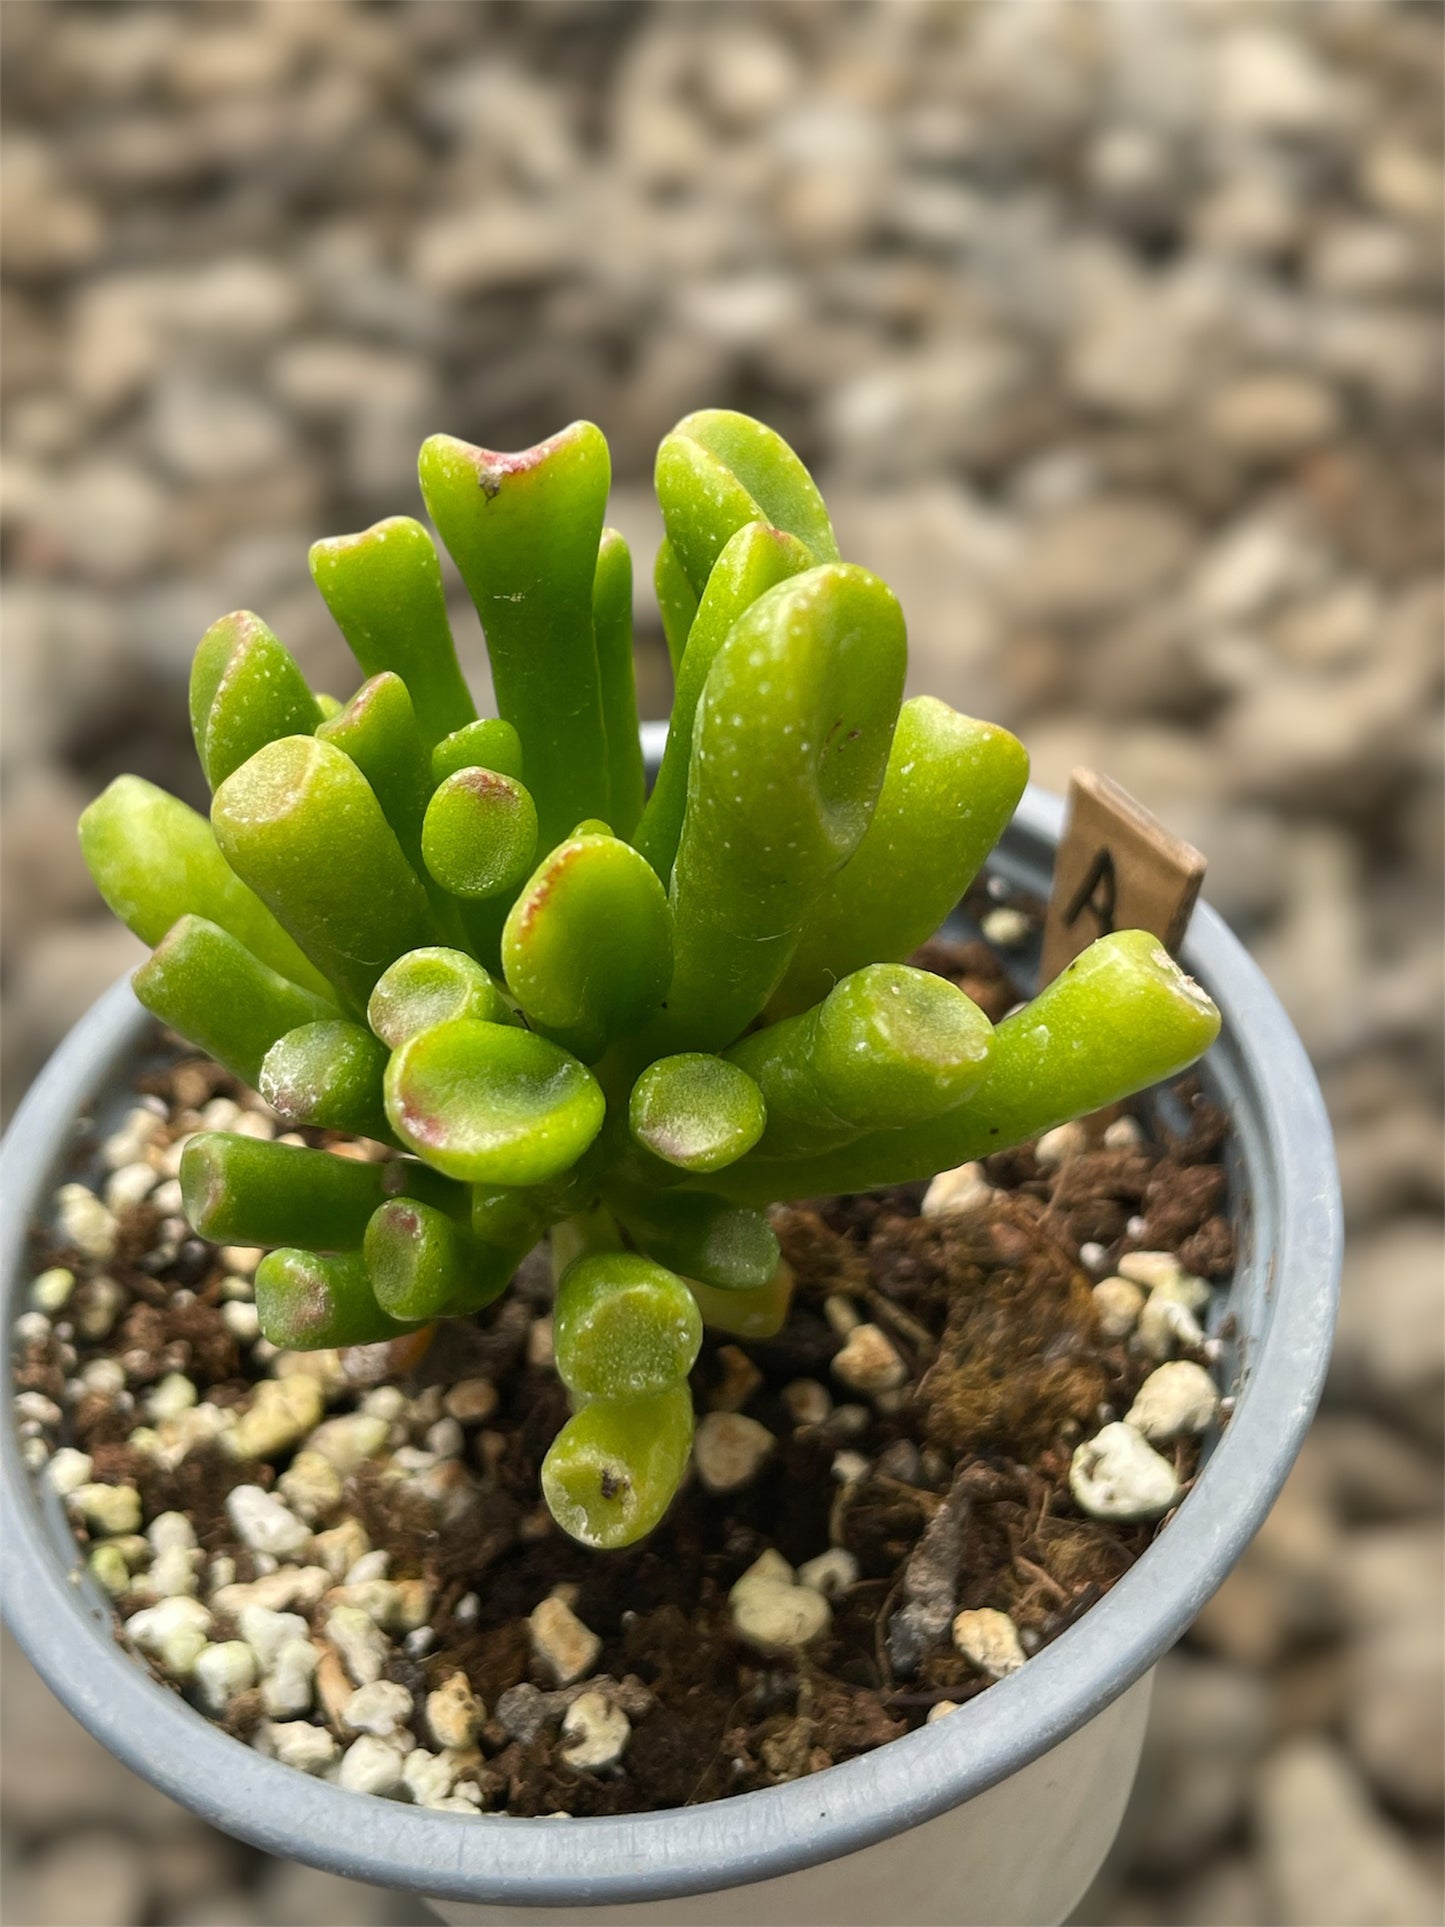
[80,409,1221,1549]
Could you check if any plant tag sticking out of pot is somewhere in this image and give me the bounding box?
[1039,768,1206,987]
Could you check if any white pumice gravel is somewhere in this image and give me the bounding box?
[781,1379,832,1427]
[278,1449,343,1521]
[147,1510,197,1554]
[1034,1120,1088,1167]
[337,1734,407,1797]
[1093,1275,1147,1339]
[125,1597,213,1677]
[313,1519,371,1580]
[1117,1249,1187,1290]
[89,1546,132,1596]
[529,1595,601,1687]
[1125,1360,1221,1441]
[191,1640,258,1713]
[344,1548,391,1584]
[1137,1289,1207,1361]
[831,1448,871,1486]
[560,1691,630,1771]
[1077,1241,1109,1275]
[692,1411,775,1493]
[402,1748,459,1807]
[261,1640,318,1718]
[145,1372,197,1423]
[68,1482,142,1536]
[797,1548,859,1598]
[343,1679,414,1738]
[951,1608,1026,1679]
[225,1376,326,1460]
[212,1566,329,1616]
[427,1671,482,1750]
[425,1416,465,1459]
[221,1300,261,1341]
[261,1722,338,1776]
[443,1377,498,1424]
[55,1183,118,1259]
[327,1603,390,1685]
[728,1550,833,1654]
[44,1446,93,1497]
[981,905,1031,947]
[238,1605,310,1670]
[921,1161,992,1218]
[830,1323,907,1396]
[1070,1421,1183,1522]
[30,1266,75,1313]
[225,1485,312,1558]
[104,1161,159,1212]
[1102,1116,1146,1150]
[926,1699,962,1723]
[306,1411,390,1472]
[142,1544,200,1599]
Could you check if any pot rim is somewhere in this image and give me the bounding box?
[1,772,1341,1908]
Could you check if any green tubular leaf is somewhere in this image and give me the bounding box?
[422,768,539,903]
[632,520,813,883]
[133,916,336,1088]
[686,1262,794,1340]
[315,693,344,721]
[255,1247,415,1351]
[471,1183,553,1255]
[367,947,511,1049]
[629,1055,766,1174]
[541,1384,693,1550]
[431,718,524,787]
[656,563,907,1052]
[654,538,697,676]
[714,931,1223,1202]
[655,408,839,598]
[315,674,433,872]
[728,964,993,1161]
[190,611,323,791]
[383,1018,605,1186]
[308,516,477,751]
[607,1184,779,1293]
[180,1132,391,1250]
[78,775,334,1000]
[211,734,441,1015]
[418,425,611,850]
[553,1253,702,1400]
[771,699,1030,1017]
[502,833,672,1061]
[365,1198,512,1322]
[593,527,645,840]
[259,1021,393,1141]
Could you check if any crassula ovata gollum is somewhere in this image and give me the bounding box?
[80,409,1221,1550]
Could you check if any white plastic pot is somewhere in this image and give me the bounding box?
[1,772,1340,1926]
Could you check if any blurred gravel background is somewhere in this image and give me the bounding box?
[2,3,1441,1923]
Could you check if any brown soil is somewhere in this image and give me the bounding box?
[15,931,1235,1818]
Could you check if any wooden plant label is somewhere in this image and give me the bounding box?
[1039,768,1206,987]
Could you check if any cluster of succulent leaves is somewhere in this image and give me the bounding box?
[80,409,1220,1550]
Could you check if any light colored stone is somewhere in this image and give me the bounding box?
[560,1690,630,1771]
[781,1379,832,1428]
[260,1720,338,1776]
[225,1485,311,1558]
[104,1160,159,1212]
[797,1548,859,1599]
[141,1544,200,1599]
[343,1679,414,1738]
[326,1605,389,1686]
[1255,1737,1442,1926]
[239,1605,311,1671]
[831,1323,907,1396]
[55,1182,117,1258]
[729,1551,833,1653]
[1070,1423,1182,1522]
[278,1450,343,1522]
[225,1376,325,1461]
[336,1734,407,1798]
[693,1411,775,1494]
[1093,1276,1146,1340]
[261,1639,318,1719]
[401,1747,457,1807]
[529,1595,601,1687]
[68,1483,142,1537]
[926,1699,962,1724]
[306,1411,390,1473]
[921,1162,992,1218]
[211,1566,329,1616]
[1116,1250,1187,1290]
[443,1377,499,1424]
[45,1446,93,1497]
[426,1671,482,1751]
[31,1265,75,1312]
[145,1372,197,1424]
[125,1597,212,1677]
[1035,1120,1087,1168]
[1126,1362,1220,1443]
[1137,1289,1206,1362]
[147,1510,197,1556]
[192,1640,258,1714]
[313,1519,372,1581]
[951,1608,1025,1679]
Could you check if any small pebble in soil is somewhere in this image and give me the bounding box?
[729,1550,833,1654]
[529,1594,602,1686]
[781,1378,832,1427]
[226,1377,325,1460]
[126,1596,213,1677]
[260,1639,318,1718]
[343,1679,414,1738]
[226,1485,312,1558]
[55,1183,117,1259]
[1070,1422,1183,1522]
[1094,1275,1147,1339]
[68,1482,142,1536]
[192,1640,258,1714]
[327,1603,390,1685]
[560,1690,630,1771]
[443,1377,498,1424]
[1126,1360,1221,1442]
[338,1734,407,1797]
[797,1548,860,1598]
[693,1411,775,1493]
[1137,1288,1207,1361]
[926,1699,962,1723]
[427,1671,482,1749]
[31,1266,75,1313]
[921,1160,992,1218]
[45,1446,93,1496]
[952,1608,1026,1679]
[1034,1120,1087,1168]
[830,1323,907,1396]
[259,1720,338,1775]
[1117,1250,1188,1290]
